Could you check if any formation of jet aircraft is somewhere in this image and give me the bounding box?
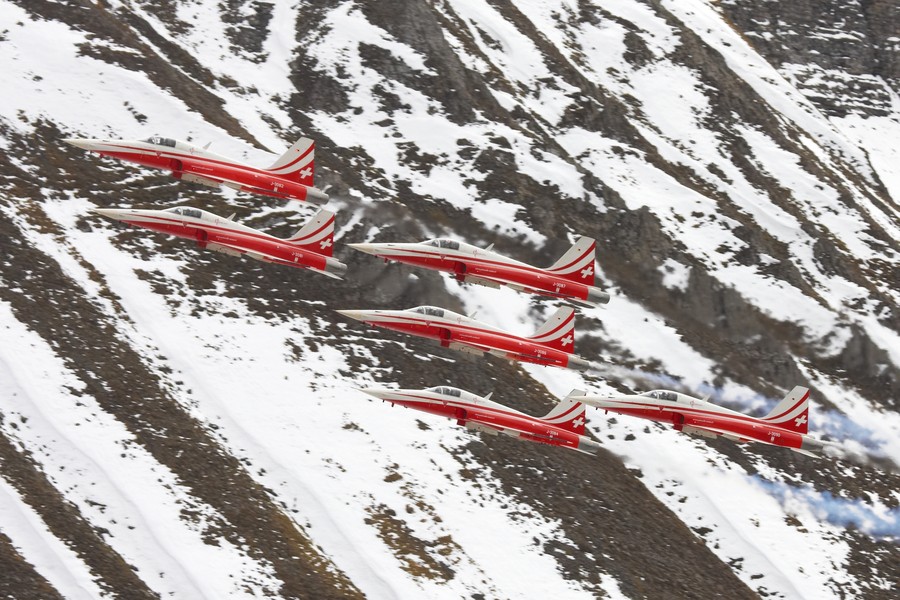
[94,206,346,279]
[337,305,601,372]
[349,236,610,307]
[65,135,328,205]
[68,130,834,462]
[360,386,602,455]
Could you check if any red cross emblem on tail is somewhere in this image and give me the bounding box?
[266,137,316,186]
[546,236,597,284]
[540,396,588,435]
[288,209,335,257]
[529,307,577,354]
[762,386,810,434]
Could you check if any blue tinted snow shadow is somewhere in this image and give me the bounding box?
[750,476,900,540]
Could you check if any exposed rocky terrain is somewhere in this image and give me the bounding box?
[0,0,897,598]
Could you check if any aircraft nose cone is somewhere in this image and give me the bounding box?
[336,309,370,322]
[62,138,98,151]
[91,208,122,221]
[358,388,391,400]
[92,207,129,221]
[588,397,623,409]
[347,243,380,256]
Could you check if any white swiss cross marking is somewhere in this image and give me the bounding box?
[300,167,313,179]
[320,238,333,250]
[580,266,593,279]
[794,414,807,427]
[561,334,573,347]
[572,416,584,428]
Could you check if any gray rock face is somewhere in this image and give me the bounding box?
[721,0,900,116]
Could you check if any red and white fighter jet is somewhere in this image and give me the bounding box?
[94,206,347,278]
[336,305,601,372]
[360,385,602,455]
[572,386,831,456]
[349,236,610,307]
[64,135,328,205]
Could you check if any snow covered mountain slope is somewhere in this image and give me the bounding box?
[0,0,897,598]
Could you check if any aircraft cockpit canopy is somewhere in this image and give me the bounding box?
[412,306,445,318]
[143,136,177,147]
[428,386,462,397]
[642,390,678,402]
[426,238,460,250]
[168,207,203,219]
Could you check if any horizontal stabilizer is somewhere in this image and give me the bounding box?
[246,251,266,261]
[307,267,344,280]
[791,447,821,458]
[206,242,243,257]
[462,274,502,289]
[177,172,222,188]
[465,422,501,436]
[681,425,720,440]
[448,342,486,356]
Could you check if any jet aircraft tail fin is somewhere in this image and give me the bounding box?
[540,394,588,435]
[266,137,315,187]
[528,307,576,353]
[546,236,596,284]
[287,209,335,256]
[762,386,810,434]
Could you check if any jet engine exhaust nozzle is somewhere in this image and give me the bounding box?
[306,187,330,206]
[325,257,348,279]
[587,287,611,306]
[577,437,602,455]
[567,356,603,373]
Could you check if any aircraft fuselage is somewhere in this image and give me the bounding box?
[364,389,596,454]
[70,139,327,204]
[341,309,586,370]
[352,243,608,307]
[98,208,338,274]
[587,393,809,451]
